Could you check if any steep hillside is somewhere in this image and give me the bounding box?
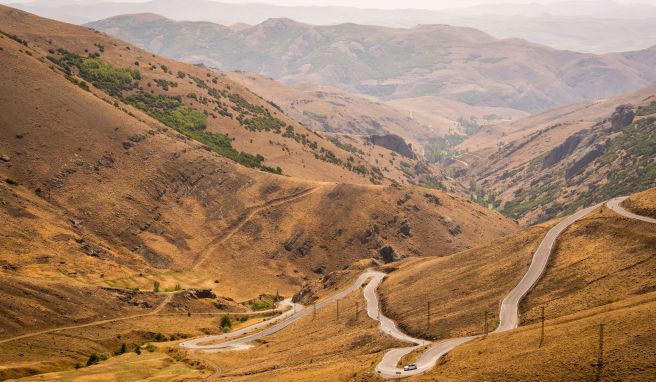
[12,0,656,54]
[88,14,656,113]
[33,189,656,382]
[1,5,433,186]
[227,71,527,142]
[378,190,656,381]
[0,5,517,378]
[455,86,656,224]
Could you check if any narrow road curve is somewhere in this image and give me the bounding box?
[179,271,381,350]
[607,196,656,224]
[374,202,604,378]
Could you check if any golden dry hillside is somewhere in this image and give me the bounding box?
[0,5,517,380]
[0,5,455,187]
[377,189,656,381]
[29,189,654,382]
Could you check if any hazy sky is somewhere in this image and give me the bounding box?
[7,0,648,10]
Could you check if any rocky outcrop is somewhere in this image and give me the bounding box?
[565,143,607,180]
[378,245,398,263]
[610,105,635,131]
[541,134,583,169]
[369,134,416,159]
[186,289,216,299]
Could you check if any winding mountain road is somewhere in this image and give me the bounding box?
[176,195,655,377]
[180,271,381,350]
[607,196,656,224]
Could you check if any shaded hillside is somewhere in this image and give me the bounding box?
[2,5,441,186]
[0,7,517,377]
[13,0,656,54]
[455,86,656,224]
[88,14,656,113]
[380,191,656,382]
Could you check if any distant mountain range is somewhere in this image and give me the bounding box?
[8,0,656,53]
[88,14,656,113]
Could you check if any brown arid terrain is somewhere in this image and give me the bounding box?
[26,187,654,382]
[376,189,656,381]
[0,5,442,187]
[88,14,656,114]
[1,4,655,382]
[452,85,656,224]
[380,199,656,340]
[0,5,518,380]
[227,72,527,142]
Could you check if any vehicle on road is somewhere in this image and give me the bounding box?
[403,363,417,371]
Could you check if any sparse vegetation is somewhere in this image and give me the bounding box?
[220,315,232,332]
[0,30,28,46]
[86,352,108,367]
[114,343,127,355]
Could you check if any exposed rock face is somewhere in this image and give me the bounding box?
[610,105,635,131]
[0,154,10,162]
[565,143,608,179]
[378,245,398,263]
[292,283,316,304]
[187,289,216,299]
[541,134,583,169]
[369,134,416,159]
[399,220,411,237]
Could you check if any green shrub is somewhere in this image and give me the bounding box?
[0,30,28,46]
[85,352,108,366]
[153,332,167,342]
[78,57,140,96]
[114,343,127,355]
[153,280,160,292]
[220,315,232,331]
[5,178,19,186]
[146,344,156,352]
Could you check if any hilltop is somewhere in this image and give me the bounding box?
[88,14,656,113]
[0,5,517,378]
[449,85,656,224]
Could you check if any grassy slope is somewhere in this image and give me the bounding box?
[0,4,384,185]
[458,86,656,225]
[379,222,552,339]
[381,188,656,381]
[624,187,656,219]
[0,5,518,379]
[20,188,655,381]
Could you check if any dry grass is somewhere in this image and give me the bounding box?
[624,188,656,219]
[521,205,656,324]
[379,222,553,339]
[193,289,405,381]
[414,292,656,382]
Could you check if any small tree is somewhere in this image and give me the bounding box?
[86,353,100,366]
[134,345,141,355]
[114,343,127,355]
[220,315,232,332]
[153,281,160,292]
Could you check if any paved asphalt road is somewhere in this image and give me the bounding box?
[179,271,381,350]
[180,196,654,378]
[607,196,656,224]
